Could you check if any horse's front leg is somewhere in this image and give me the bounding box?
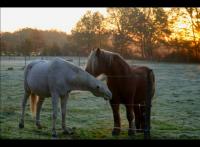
[51,93,59,138]
[60,94,73,135]
[19,92,30,128]
[125,104,136,136]
[35,96,45,129]
[110,102,121,136]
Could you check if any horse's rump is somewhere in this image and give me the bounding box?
[131,65,155,103]
[24,60,47,93]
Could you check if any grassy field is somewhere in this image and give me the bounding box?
[0,56,200,139]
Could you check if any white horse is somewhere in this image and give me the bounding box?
[19,57,112,138]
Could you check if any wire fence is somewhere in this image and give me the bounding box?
[1,55,200,139]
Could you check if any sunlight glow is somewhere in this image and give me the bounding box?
[1,8,107,34]
[177,23,188,29]
[170,16,200,41]
[1,8,199,41]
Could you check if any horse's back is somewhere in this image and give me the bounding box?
[26,60,49,78]
[131,65,151,75]
[48,58,80,82]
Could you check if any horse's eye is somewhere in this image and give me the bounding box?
[96,86,100,89]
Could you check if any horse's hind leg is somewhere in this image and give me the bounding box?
[51,93,59,138]
[134,105,142,132]
[140,106,145,131]
[19,92,30,128]
[125,104,136,136]
[35,96,45,129]
[110,102,121,136]
[60,94,73,135]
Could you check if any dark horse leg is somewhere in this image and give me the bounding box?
[125,104,135,136]
[134,105,146,133]
[140,105,146,132]
[110,102,121,136]
[134,105,141,132]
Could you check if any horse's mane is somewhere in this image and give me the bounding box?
[100,49,129,68]
[87,49,131,75]
[100,49,131,74]
[100,49,115,65]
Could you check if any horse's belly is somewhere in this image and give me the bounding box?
[28,80,50,97]
[109,80,136,104]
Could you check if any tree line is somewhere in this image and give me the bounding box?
[1,8,200,62]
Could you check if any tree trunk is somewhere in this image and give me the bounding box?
[99,31,101,48]
[187,8,198,59]
[141,37,145,58]
[143,37,147,59]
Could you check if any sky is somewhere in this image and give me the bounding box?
[1,8,107,34]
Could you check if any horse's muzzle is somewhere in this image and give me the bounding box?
[104,91,112,101]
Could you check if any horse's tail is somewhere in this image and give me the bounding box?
[148,69,155,100]
[143,68,155,138]
[30,94,38,117]
[24,61,39,93]
[24,60,41,117]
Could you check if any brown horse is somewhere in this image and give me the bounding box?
[85,48,155,136]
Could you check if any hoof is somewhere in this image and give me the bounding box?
[36,124,42,129]
[63,127,74,135]
[112,128,120,136]
[128,129,135,136]
[52,133,58,139]
[19,123,24,129]
[136,129,143,133]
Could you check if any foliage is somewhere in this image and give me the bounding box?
[107,8,171,59]
[1,8,200,62]
[21,38,33,56]
[71,11,108,54]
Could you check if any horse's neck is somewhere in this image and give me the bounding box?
[106,55,131,76]
[70,70,91,91]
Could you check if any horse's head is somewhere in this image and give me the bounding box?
[90,78,112,101]
[85,48,112,77]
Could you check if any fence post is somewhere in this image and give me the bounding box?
[144,70,152,139]
[78,51,80,66]
[24,56,27,67]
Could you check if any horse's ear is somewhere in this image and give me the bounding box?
[96,48,101,57]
